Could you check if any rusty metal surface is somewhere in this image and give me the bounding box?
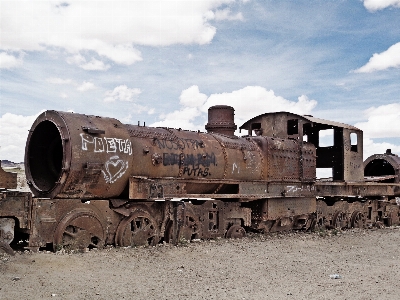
[129,176,317,200]
[0,190,32,229]
[0,161,17,189]
[0,189,32,253]
[315,181,400,197]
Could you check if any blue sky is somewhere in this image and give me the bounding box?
[1,0,400,163]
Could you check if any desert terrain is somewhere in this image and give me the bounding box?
[1,227,400,300]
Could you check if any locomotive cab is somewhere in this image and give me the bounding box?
[240,112,364,182]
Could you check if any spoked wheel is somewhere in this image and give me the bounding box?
[226,225,246,239]
[165,213,200,243]
[53,209,105,251]
[115,210,159,247]
[350,211,366,228]
[332,211,348,229]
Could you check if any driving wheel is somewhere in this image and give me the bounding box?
[53,208,105,251]
[226,225,246,239]
[115,210,159,247]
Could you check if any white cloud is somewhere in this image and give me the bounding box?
[202,86,317,126]
[80,58,111,71]
[0,52,23,69]
[354,103,400,159]
[212,9,244,21]
[66,54,86,65]
[67,54,111,70]
[152,85,317,131]
[151,107,203,130]
[104,85,142,102]
[363,137,400,159]
[355,103,400,138]
[46,77,73,85]
[0,112,43,163]
[94,43,142,65]
[354,42,400,73]
[0,1,245,67]
[179,85,208,108]
[363,0,400,11]
[77,81,95,92]
[46,78,95,92]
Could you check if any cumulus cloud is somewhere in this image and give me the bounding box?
[0,1,245,68]
[363,0,400,11]
[80,58,110,71]
[0,112,43,163]
[363,137,400,160]
[212,9,244,21]
[66,54,86,66]
[104,85,142,102]
[77,81,96,92]
[152,85,317,130]
[66,55,111,71]
[353,103,400,159]
[355,103,400,138]
[151,107,202,130]
[0,52,23,69]
[354,42,400,73]
[46,77,95,92]
[179,85,208,108]
[46,77,73,85]
[202,86,317,126]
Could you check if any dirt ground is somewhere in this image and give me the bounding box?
[1,228,400,300]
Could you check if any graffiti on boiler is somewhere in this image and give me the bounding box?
[80,133,132,155]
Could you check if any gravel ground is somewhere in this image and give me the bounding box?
[1,228,400,300]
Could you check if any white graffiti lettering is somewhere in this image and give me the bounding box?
[104,137,117,153]
[80,134,132,155]
[116,138,125,152]
[94,137,104,152]
[124,140,132,155]
[232,163,239,174]
[286,185,301,193]
[81,134,93,151]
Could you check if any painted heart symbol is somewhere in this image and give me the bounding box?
[102,156,128,183]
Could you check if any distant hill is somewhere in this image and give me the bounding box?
[1,160,24,170]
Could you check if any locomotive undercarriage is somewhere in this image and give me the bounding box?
[316,197,400,229]
[2,186,399,254]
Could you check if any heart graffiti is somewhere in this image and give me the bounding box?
[102,156,129,184]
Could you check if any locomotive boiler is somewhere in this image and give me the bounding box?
[25,106,315,200]
[1,105,400,254]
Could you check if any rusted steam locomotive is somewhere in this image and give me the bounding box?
[1,105,399,254]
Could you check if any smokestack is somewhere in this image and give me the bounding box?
[205,105,237,136]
